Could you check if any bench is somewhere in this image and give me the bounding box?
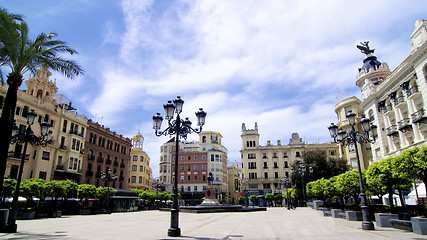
[390,219,412,232]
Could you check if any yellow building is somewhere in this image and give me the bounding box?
[334,96,373,170]
[129,131,152,190]
[1,67,61,181]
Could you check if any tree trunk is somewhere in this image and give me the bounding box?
[398,189,406,209]
[388,187,394,212]
[0,73,22,198]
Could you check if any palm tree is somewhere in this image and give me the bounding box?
[0,8,83,196]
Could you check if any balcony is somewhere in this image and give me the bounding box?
[120,163,125,168]
[59,145,67,150]
[55,165,64,170]
[97,157,104,163]
[412,109,427,124]
[113,161,119,166]
[393,96,405,107]
[7,152,29,160]
[88,155,95,161]
[106,159,112,164]
[398,118,412,132]
[381,105,393,114]
[95,172,101,178]
[407,85,419,98]
[386,125,399,137]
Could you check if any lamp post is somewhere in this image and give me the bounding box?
[291,163,312,206]
[101,168,117,213]
[6,110,51,233]
[152,96,206,237]
[328,112,377,230]
[281,177,290,210]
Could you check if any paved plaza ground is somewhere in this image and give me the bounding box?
[0,207,425,240]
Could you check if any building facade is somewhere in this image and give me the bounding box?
[129,131,152,190]
[342,19,427,163]
[334,96,373,170]
[227,162,242,205]
[80,120,132,190]
[241,123,338,197]
[52,95,88,183]
[158,131,228,204]
[1,67,61,181]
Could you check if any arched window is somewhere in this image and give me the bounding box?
[202,136,207,143]
[22,106,29,118]
[36,89,43,98]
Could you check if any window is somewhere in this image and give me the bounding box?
[194,165,198,171]
[283,153,288,158]
[273,162,278,168]
[181,166,184,172]
[194,156,198,160]
[194,175,198,181]
[132,165,137,171]
[194,186,198,192]
[140,156,144,162]
[263,183,270,189]
[249,172,257,179]
[263,162,267,169]
[264,172,268,178]
[202,165,206,171]
[202,155,206,160]
[211,155,214,162]
[284,161,289,168]
[187,175,191,181]
[188,156,191,160]
[139,176,142,183]
[72,139,76,150]
[248,162,256,169]
[133,156,138,161]
[15,106,21,116]
[180,176,184,182]
[131,176,136,183]
[275,172,278,178]
[296,152,301,157]
[62,120,67,133]
[140,166,143,172]
[39,171,47,180]
[42,151,50,160]
[187,186,191,192]
[181,156,185,160]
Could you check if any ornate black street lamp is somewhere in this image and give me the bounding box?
[291,163,312,206]
[280,177,291,210]
[101,168,117,213]
[152,96,206,237]
[328,112,377,230]
[6,110,51,232]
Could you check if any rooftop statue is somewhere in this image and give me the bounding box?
[357,41,375,55]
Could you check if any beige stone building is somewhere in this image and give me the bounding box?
[227,162,241,205]
[241,123,338,197]
[52,94,88,182]
[334,96,373,170]
[129,131,152,190]
[1,67,61,181]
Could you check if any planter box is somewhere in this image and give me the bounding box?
[0,209,9,231]
[318,207,331,217]
[79,209,92,215]
[313,200,324,210]
[412,217,427,235]
[345,211,363,221]
[16,211,35,220]
[375,213,398,227]
[331,209,345,218]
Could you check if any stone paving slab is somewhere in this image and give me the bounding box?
[0,208,425,240]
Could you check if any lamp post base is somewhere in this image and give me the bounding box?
[168,227,181,237]
[4,223,17,233]
[362,221,375,230]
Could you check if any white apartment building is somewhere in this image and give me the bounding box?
[352,19,427,161]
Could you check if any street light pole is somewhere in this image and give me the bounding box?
[153,96,206,237]
[291,163,312,206]
[101,168,117,213]
[6,110,51,233]
[328,112,377,230]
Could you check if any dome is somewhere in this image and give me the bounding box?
[359,55,382,72]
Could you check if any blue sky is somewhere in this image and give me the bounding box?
[2,0,426,177]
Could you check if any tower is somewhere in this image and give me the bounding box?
[241,122,260,150]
